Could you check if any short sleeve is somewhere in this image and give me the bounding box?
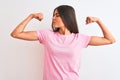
[79,34,91,48]
[37,30,48,44]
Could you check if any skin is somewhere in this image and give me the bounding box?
[11,10,115,46]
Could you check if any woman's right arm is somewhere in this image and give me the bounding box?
[11,13,43,41]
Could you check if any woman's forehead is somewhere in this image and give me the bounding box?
[54,9,59,14]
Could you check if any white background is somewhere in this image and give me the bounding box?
[0,0,120,80]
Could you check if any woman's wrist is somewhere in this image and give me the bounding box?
[96,18,102,24]
[29,14,35,19]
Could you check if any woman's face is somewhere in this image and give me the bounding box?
[52,9,65,29]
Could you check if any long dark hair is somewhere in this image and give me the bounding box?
[52,5,79,33]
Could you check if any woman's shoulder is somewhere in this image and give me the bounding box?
[74,33,91,39]
[37,29,54,33]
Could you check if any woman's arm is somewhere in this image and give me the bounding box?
[11,13,43,41]
[86,16,116,46]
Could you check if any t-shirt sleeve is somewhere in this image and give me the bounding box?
[79,34,91,48]
[37,30,48,44]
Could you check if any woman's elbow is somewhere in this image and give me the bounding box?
[108,38,116,44]
[111,39,116,44]
[10,32,18,38]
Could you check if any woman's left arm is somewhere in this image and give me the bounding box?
[86,16,116,46]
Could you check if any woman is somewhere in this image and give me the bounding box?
[11,5,115,80]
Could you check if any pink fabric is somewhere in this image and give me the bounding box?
[37,30,91,80]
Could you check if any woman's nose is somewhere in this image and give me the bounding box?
[52,16,56,20]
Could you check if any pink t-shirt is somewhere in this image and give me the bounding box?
[37,30,91,80]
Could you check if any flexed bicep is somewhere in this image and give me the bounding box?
[11,13,43,41]
[11,31,38,41]
[86,16,115,46]
[88,36,114,46]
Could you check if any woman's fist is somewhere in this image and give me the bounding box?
[86,16,100,24]
[31,13,43,21]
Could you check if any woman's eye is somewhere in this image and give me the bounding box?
[56,14,60,17]
[53,13,60,17]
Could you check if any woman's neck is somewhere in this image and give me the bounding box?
[59,28,71,35]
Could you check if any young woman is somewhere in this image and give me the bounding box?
[11,5,115,80]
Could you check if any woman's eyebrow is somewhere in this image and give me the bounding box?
[54,13,59,15]
[53,13,59,16]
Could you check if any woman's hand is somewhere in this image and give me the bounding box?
[31,13,43,21]
[86,16,100,24]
